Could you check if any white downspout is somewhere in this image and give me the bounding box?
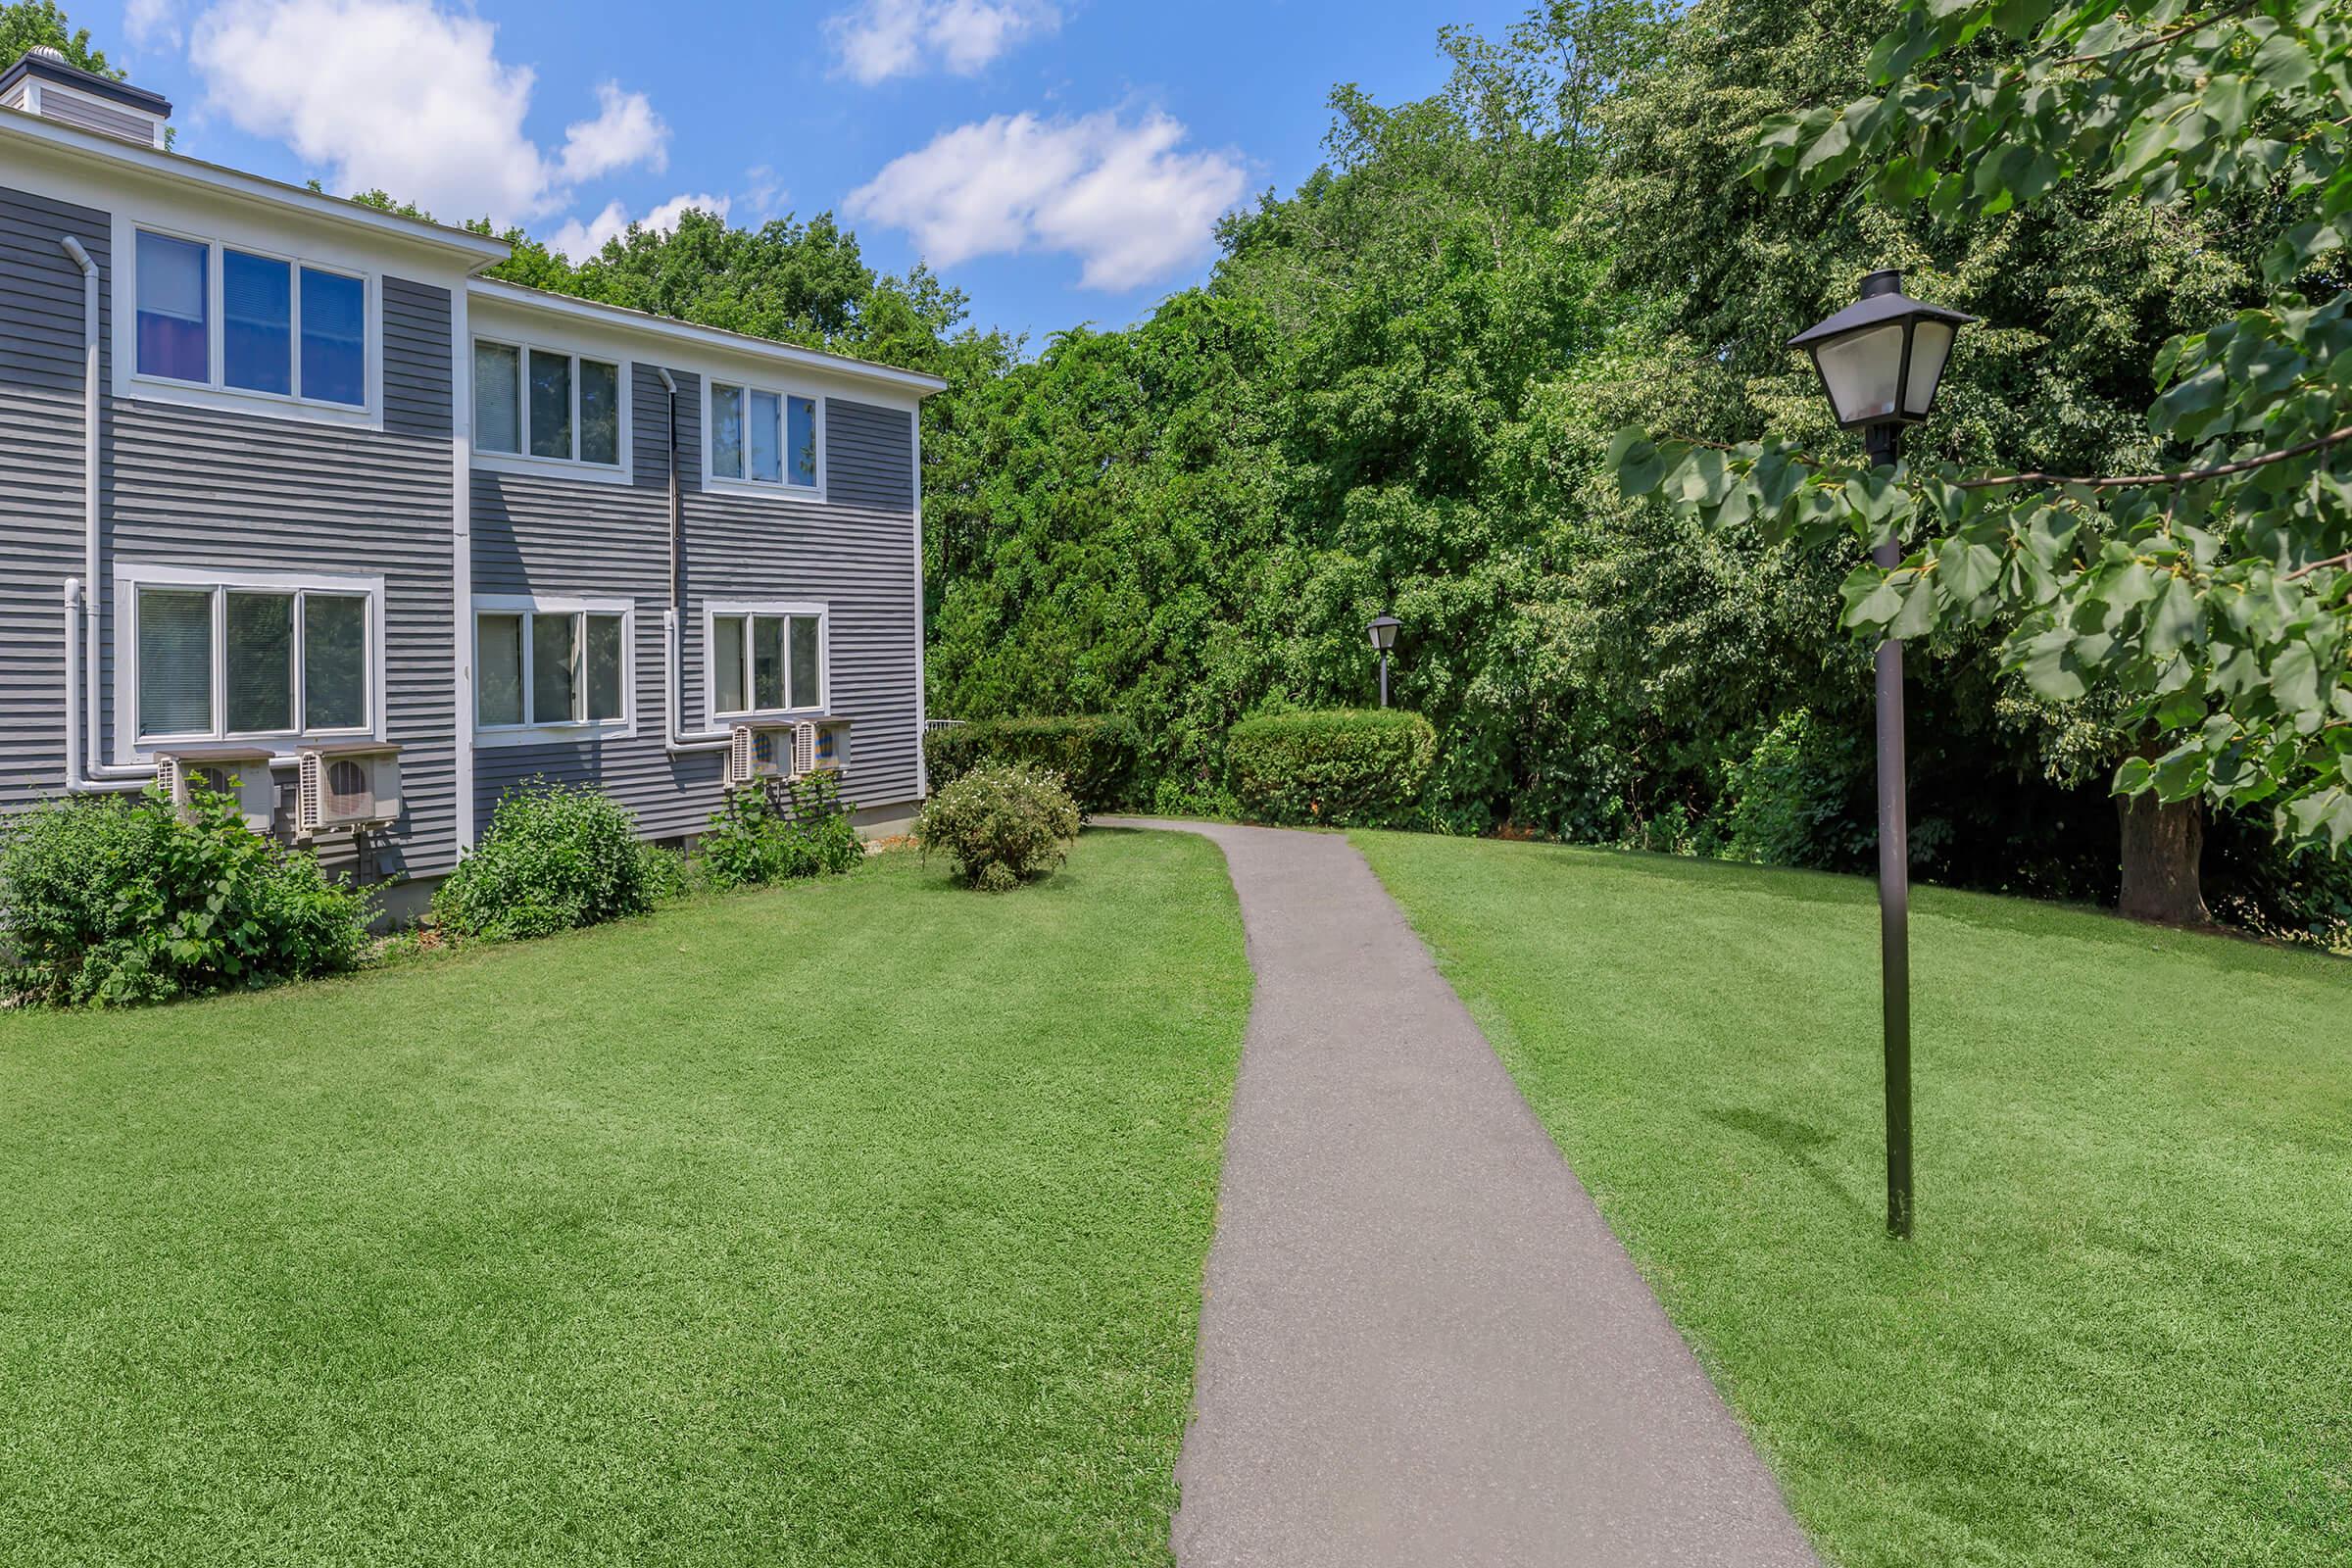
[60,235,152,792]
[657,366,729,756]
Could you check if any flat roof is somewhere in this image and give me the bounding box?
[0,53,172,116]
[469,279,950,397]
[0,106,512,267]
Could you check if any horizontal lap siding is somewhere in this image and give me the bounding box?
[688,395,921,811]
[0,187,106,813]
[104,281,461,877]
[470,364,715,839]
[470,370,921,838]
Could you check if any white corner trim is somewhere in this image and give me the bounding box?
[451,283,475,850]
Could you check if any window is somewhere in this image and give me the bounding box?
[708,608,824,718]
[127,578,374,743]
[474,340,624,467]
[135,231,208,384]
[135,229,368,408]
[474,604,630,733]
[710,382,819,490]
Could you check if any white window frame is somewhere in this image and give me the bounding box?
[109,563,387,763]
[124,221,378,424]
[470,337,633,485]
[701,601,829,729]
[702,379,825,501]
[473,594,639,747]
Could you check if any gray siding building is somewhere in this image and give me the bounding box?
[0,53,941,910]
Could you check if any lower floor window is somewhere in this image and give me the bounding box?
[710,610,822,715]
[478,608,626,728]
[134,581,371,742]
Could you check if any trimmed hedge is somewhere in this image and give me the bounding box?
[1225,709,1438,828]
[923,714,1140,813]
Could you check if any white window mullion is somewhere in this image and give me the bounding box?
[290,589,308,736]
[210,587,226,740]
[519,612,535,727]
[569,356,582,464]
[208,243,225,394]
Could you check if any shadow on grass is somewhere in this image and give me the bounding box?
[1707,1104,1873,1225]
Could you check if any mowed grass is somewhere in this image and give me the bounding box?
[0,830,1250,1568]
[1353,831,2352,1568]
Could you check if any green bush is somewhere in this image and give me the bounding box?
[1717,709,1873,870]
[923,714,1140,813]
[915,763,1081,892]
[1224,710,1438,828]
[699,773,865,891]
[433,780,659,942]
[0,782,373,1008]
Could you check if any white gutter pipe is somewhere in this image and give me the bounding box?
[655,365,729,757]
[59,235,154,792]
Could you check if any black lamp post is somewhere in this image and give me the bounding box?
[1788,270,1976,1241]
[1367,614,1401,708]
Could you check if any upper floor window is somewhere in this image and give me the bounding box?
[474,341,622,468]
[124,573,378,746]
[710,382,819,491]
[134,229,366,408]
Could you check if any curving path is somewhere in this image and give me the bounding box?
[1098,818,1820,1568]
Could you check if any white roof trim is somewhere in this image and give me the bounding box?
[0,106,510,267]
[467,278,950,397]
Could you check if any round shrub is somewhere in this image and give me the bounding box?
[922,714,1141,814]
[1224,709,1438,828]
[915,762,1081,892]
[0,782,373,1008]
[699,774,865,891]
[432,780,656,941]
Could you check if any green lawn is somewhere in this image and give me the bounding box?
[1353,831,2352,1568]
[0,831,1250,1568]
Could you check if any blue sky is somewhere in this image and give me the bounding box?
[100,0,1533,344]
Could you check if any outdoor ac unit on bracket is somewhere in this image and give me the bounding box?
[156,749,279,834]
[294,744,402,838]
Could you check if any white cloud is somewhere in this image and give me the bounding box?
[827,0,1058,85]
[847,109,1247,290]
[186,0,668,226]
[744,165,788,221]
[125,0,184,47]
[548,191,729,261]
[556,81,667,184]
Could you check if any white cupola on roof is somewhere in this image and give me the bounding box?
[0,44,172,148]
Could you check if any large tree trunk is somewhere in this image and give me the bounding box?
[2117,790,2209,925]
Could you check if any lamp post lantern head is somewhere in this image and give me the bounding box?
[1788,269,1976,432]
[1367,613,1401,653]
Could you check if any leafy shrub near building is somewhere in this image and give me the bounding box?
[699,773,865,891]
[923,714,1140,814]
[1224,710,1437,828]
[432,780,662,942]
[915,763,1081,892]
[0,782,373,1008]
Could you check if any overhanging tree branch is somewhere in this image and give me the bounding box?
[2052,0,2266,68]
[1954,425,2352,493]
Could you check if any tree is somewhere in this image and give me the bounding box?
[0,1,115,74]
[1613,0,2349,922]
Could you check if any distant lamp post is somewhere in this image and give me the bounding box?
[1367,614,1401,708]
[1788,270,1976,1242]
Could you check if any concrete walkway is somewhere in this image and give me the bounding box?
[1100,819,1820,1568]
